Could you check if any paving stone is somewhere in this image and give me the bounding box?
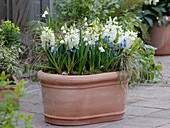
[129,100,170,109]
[156,123,170,128]
[36,121,112,128]
[128,86,170,100]
[20,101,43,114]
[147,109,170,119]
[127,97,143,105]
[126,105,161,116]
[121,117,170,128]
[19,93,42,103]
[104,123,142,128]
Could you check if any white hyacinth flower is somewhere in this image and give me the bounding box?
[62,27,80,49]
[83,20,102,46]
[102,17,119,43]
[118,30,138,49]
[40,27,55,50]
[44,11,48,15]
[42,14,46,18]
[42,10,48,18]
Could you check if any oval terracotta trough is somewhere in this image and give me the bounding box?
[38,70,128,125]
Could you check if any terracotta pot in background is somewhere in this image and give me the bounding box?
[38,70,128,126]
[151,16,170,55]
[0,75,19,104]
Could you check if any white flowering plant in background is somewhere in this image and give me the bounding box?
[144,0,159,5]
[39,16,144,75]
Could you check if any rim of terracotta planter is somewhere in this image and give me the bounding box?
[38,70,128,88]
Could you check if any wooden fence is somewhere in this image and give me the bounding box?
[0,0,54,30]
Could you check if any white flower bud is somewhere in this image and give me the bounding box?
[99,47,105,52]
[63,30,66,34]
[84,22,88,26]
[60,40,65,44]
[61,26,65,30]
[44,11,48,15]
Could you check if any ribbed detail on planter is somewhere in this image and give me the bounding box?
[38,70,128,126]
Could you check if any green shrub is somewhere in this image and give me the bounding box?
[0,20,21,47]
[54,0,119,29]
[0,45,20,77]
[0,71,34,128]
[0,21,22,78]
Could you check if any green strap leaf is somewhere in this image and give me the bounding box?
[144,17,153,27]
[157,20,162,27]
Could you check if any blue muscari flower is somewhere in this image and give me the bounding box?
[119,43,123,49]
[55,53,58,59]
[105,36,108,42]
[111,47,114,50]
[95,41,98,46]
[53,46,57,52]
[67,50,70,55]
[123,39,127,47]
[110,42,113,47]
[113,51,117,57]
[73,48,76,53]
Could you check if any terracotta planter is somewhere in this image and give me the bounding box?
[38,70,128,126]
[0,75,19,104]
[151,16,170,55]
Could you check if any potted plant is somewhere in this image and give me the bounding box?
[138,0,170,55]
[33,12,161,125]
[0,21,22,102]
